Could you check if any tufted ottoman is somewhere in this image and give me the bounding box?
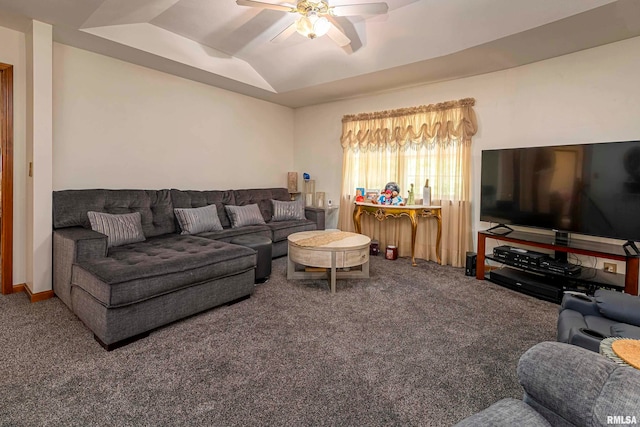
[230,235,272,283]
[70,235,256,349]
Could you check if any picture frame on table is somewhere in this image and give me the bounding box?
[365,189,380,201]
[355,187,365,198]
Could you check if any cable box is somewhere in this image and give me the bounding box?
[539,259,582,276]
[493,245,547,267]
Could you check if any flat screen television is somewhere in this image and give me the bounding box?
[480,140,640,243]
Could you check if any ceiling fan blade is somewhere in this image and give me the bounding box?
[271,22,297,43]
[326,23,351,47]
[330,3,389,16]
[236,0,295,13]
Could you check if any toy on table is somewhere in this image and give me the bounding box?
[407,183,415,205]
[373,182,404,206]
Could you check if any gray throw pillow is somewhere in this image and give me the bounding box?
[174,204,223,235]
[87,211,145,248]
[225,204,266,228]
[272,198,306,221]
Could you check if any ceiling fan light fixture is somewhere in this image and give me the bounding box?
[295,11,330,39]
[238,0,389,47]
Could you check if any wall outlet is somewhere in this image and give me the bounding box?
[603,262,617,273]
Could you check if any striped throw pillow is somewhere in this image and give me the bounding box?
[271,198,306,221]
[225,204,266,228]
[87,211,146,248]
[174,204,223,235]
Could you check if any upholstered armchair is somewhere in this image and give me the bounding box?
[454,341,640,426]
[557,289,640,352]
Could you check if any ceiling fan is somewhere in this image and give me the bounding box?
[236,0,389,47]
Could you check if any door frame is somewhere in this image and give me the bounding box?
[0,63,14,294]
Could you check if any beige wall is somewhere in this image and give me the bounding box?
[294,35,640,271]
[52,44,295,191]
[0,25,27,286]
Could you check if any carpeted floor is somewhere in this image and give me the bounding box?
[0,256,559,426]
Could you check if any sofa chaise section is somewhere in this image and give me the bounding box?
[53,189,257,349]
[53,189,180,311]
[71,235,255,348]
[73,235,255,307]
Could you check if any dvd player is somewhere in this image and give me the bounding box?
[493,245,547,267]
[539,259,582,276]
[492,245,582,276]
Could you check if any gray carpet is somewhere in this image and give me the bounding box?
[0,256,558,426]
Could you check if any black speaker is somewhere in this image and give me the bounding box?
[465,252,477,276]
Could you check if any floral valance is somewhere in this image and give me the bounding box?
[341,98,478,149]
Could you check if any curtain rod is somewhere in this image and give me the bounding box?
[342,98,475,123]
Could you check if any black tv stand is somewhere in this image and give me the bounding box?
[485,224,513,236]
[477,229,640,296]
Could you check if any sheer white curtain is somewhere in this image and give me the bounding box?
[337,98,477,267]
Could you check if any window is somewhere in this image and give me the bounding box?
[337,99,477,266]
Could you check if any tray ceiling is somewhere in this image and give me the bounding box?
[0,0,639,107]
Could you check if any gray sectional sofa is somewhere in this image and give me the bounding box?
[53,188,324,350]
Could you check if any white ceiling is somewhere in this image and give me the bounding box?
[1,0,639,107]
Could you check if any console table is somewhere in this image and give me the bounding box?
[352,202,442,266]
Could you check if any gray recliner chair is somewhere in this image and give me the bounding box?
[454,341,640,427]
[557,289,640,352]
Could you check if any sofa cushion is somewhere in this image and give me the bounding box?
[610,323,640,339]
[87,211,146,247]
[267,219,317,242]
[583,315,616,338]
[595,289,640,326]
[225,204,266,228]
[170,189,235,229]
[71,235,255,307]
[174,204,223,235]
[233,188,290,222]
[53,189,175,237]
[197,225,271,242]
[271,198,306,221]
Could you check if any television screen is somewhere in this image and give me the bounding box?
[480,140,640,242]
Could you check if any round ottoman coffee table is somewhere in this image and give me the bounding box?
[287,230,370,293]
[231,235,272,283]
[600,337,640,369]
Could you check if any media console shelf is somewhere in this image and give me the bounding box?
[476,230,640,296]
